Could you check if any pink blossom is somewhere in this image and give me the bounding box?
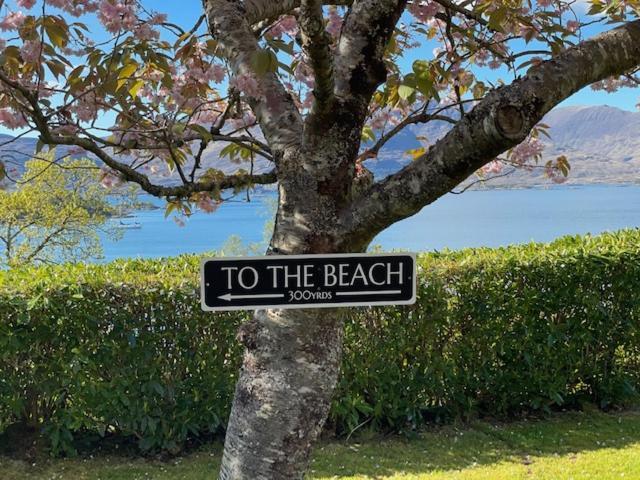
[545,162,568,183]
[488,58,503,70]
[231,73,261,98]
[0,109,27,129]
[294,60,315,88]
[17,0,37,9]
[209,64,226,83]
[267,15,297,38]
[480,160,503,175]
[149,13,167,25]
[191,108,221,126]
[20,40,42,64]
[510,137,545,164]
[133,24,160,41]
[370,109,400,130]
[473,49,490,66]
[566,20,580,33]
[326,7,343,38]
[98,0,137,34]
[0,11,26,31]
[47,0,99,16]
[99,168,124,189]
[591,76,637,93]
[408,1,441,22]
[69,90,101,122]
[195,194,221,213]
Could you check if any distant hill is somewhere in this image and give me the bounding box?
[368,104,640,188]
[1,104,639,189]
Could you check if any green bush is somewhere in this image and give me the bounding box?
[1,230,639,454]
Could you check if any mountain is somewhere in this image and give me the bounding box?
[1,104,639,188]
[368,104,640,188]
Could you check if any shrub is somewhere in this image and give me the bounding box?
[1,230,639,454]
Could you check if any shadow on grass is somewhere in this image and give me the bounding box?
[308,408,640,478]
[1,408,639,480]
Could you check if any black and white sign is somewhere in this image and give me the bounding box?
[201,253,416,311]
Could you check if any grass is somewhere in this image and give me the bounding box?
[2,408,640,479]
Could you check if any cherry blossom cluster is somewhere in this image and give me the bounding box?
[0,0,637,201]
[591,76,639,94]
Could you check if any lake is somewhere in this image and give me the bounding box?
[101,184,640,261]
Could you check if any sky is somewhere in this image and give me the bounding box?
[0,0,638,138]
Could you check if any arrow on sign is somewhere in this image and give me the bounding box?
[335,290,402,296]
[218,293,285,302]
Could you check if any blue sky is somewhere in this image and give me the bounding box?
[0,1,638,137]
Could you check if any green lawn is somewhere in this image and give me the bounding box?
[2,409,640,479]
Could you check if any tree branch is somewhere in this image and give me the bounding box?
[244,0,353,24]
[334,0,407,108]
[434,0,488,27]
[48,134,277,197]
[345,20,640,245]
[360,112,457,161]
[299,0,335,118]
[0,69,277,198]
[205,0,303,154]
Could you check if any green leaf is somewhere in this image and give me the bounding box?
[251,50,278,76]
[397,85,415,100]
[45,23,69,48]
[361,126,376,143]
[187,124,213,142]
[128,79,144,98]
[117,61,139,91]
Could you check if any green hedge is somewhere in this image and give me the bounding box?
[1,230,639,454]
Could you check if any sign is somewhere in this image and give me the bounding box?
[201,253,416,311]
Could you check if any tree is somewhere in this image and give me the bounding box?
[0,155,136,267]
[0,0,639,477]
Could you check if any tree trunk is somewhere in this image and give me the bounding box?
[218,307,344,479]
[218,150,358,478]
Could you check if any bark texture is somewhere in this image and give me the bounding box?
[203,1,640,477]
[219,308,344,480]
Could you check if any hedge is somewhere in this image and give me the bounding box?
[1,230,639,454]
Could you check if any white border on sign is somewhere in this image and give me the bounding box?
[200,252,417,312]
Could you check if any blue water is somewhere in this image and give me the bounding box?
[102,184,640,261]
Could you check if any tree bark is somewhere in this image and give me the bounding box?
[218,145,357,479]
[219,307,344,480]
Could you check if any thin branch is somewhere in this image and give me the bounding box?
[450,168,516,194]
[360,109,459,161]
[433,0,488,27]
